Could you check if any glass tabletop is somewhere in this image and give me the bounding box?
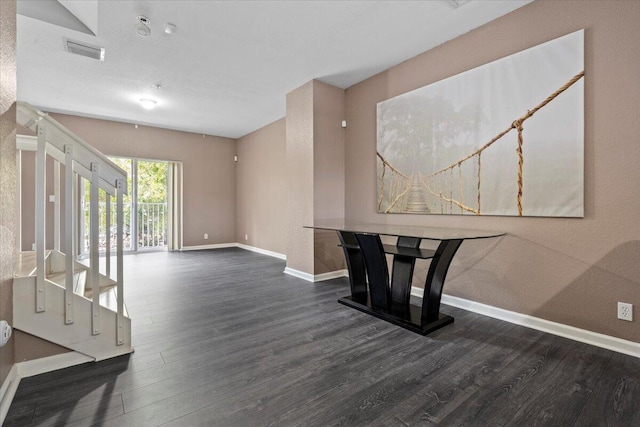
[306,219,505,241]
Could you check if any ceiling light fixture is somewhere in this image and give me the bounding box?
[165,23,176,34]
[139,98,157,109]
[136,15,151,37]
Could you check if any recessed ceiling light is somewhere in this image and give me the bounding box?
[139,98,157,109]
[165,23,176,34]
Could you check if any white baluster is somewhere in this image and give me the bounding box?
[64,145,75,324]
[91,163,101,335]
[35,124,47,313]
[105,194,111,278]
[53,159,60,251]
[116,179,125,345]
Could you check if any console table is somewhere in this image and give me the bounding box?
[306,220,505,335]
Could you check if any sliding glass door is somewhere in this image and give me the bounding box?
[80,157,170,255]
[133,159,168,251]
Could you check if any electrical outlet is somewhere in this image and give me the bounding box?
[245,234,248,241]
[618,302,633,321]
[204,233,208,240]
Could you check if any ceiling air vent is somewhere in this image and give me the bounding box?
[64,38,105,61]
[447,0,471,8]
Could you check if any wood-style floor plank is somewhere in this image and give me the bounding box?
[573,351,640,426]
[5,248,639,427]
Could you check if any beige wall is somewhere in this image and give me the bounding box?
[312,81,346,274]
[344,0,640,342]
[0,0,16,384]
[13,330,67,362]
[48,114,237,247]
[236,118,287,255]
[0,0,18,384]
[286,82,315,274]
[285,81,347,276]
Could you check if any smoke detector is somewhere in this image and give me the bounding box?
[136,15,151,37]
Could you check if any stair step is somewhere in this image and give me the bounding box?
[47,270,87,294]
[16,249,129,316]
[16,251,41,277]
[98,286,129,317]
[40,274,127,316]
[50,268,126,315]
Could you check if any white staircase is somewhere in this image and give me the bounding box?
[14,102,133,362]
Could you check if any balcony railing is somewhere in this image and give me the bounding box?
[83,201,167,253]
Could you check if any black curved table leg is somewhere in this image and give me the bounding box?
[337,231,368,303]
[353,233,391,309]
[390,236,421,310]
[420,239,463,329]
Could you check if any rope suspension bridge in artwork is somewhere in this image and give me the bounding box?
[377,71,584,216]
[377,152,412,213]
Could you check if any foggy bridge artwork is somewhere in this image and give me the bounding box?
[376,30,584,217]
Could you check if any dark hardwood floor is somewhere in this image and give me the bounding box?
[5,248,640,426]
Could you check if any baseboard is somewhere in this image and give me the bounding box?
[16,351,95,378]
[411,286,640,358]
[284,267,348,283]
[284,267,314,282]
[236,244,286,260]
[181,243,288,261]
[180,243,237,251]
[0,365,20,426]
[314,269,348,282]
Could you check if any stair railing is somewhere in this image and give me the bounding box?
[17,102,128,346]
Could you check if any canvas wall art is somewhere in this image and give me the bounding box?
[376,30,584,217]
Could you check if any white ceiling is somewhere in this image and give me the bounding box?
[17,0,532,139]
